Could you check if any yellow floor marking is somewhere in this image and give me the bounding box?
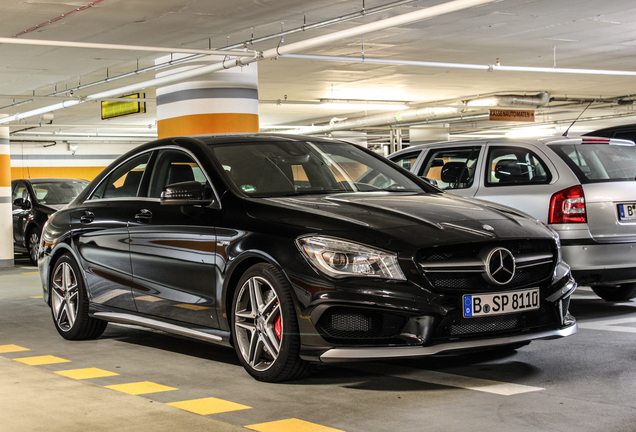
[29,295,43,299]
[175,304,212,311]
[55,367,120,380]
[21,271,39,274]
[246,418,345,432]
[0,344,30,354]
[167,396,251,415]
[105,381,178,395]
[13,355,71,366]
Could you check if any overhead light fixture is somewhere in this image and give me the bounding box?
[505,126,559,138]
[319,99,409,111]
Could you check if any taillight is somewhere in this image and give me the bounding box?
[581,138,610,144]
[549,185,586,224]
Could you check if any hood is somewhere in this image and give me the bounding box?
[254,192,551,247]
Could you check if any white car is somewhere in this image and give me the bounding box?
[389,137,636,301]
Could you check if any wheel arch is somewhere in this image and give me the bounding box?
[44,243,85,306]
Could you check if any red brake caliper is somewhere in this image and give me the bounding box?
[274,303,282,340]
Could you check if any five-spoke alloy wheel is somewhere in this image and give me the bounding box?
[232,263,312,382]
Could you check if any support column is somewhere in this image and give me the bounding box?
[155,54,259,139]
[0,114,13,268]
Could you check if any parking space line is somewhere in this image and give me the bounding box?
[344,363,544,396]
[13,355,70,366]
[0,344,30,354]
[104,381,178,395]
[578,317,636,334]
[246,418,345,432]
[167,396,251,415]
[55,367,120,380]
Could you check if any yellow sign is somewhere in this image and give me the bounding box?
[489,109,535,122]
[101,93,146,120]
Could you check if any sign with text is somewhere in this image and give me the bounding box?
[489,109,535,122]
[101,93,146,120]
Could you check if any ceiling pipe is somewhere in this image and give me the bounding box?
[464,92,551,107]
[0,0,500,125]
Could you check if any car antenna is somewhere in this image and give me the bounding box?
[562,100,594,137]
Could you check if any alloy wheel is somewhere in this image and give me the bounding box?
[51,261,79,332]
[29,231,40,264]
[234,276,282,372]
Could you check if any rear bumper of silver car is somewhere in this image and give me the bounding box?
[561,241,636,284]
[318,323,578,362]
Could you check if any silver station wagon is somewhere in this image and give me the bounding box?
[389,137,636,302]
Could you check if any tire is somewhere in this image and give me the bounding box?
[27,228,40,265]
[231,263,313,382]
[591,284,636,302]
[49,253,107,340]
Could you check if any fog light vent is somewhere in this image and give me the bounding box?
[317,307,407,343]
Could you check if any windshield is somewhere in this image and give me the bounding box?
[549,143,636,183]
[211,140,428,197]
[31,180,88,205]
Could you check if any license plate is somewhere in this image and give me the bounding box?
[463,288,540,318]
[618,203,636,221]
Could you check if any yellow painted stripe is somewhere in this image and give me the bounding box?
[55,367,120,380]
[11,166,104,181]
[29,296,43,299]
[167,397,251,415]
[247,419,345,432]
[0,344,30,354]
[14,355,71,366]
[0,154,10,187]
[105,381,178,395]
[157,113,259,139]
[22,271,39,274]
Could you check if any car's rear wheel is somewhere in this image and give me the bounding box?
[591,284,636,302]
[232,263,313,382]
[50,253,107,340]
[27,228,40,265]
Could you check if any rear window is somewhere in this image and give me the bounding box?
[549,144,636,183]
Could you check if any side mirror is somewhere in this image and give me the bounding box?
[420,176,439,187]
[13,198,23,207]
[160,181,219,209]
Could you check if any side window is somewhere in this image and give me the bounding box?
[12,184,27,204]
[486,146,552,186]
[391,151,421,172]
[419,146,481,190]
[147,149,210,198]
[90,153,150,200]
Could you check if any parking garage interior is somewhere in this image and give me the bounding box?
[2,0,636,431]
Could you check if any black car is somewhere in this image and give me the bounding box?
[12,178,88,264]
[38,134,577,382]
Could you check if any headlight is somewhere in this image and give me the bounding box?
[296,236,406,280]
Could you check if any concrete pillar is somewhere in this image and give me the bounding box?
[0,114,13,268]
[155,54,259,139]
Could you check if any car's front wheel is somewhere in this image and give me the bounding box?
[50,253,107,340]
[591,284,636,302]
[232,263,313,382]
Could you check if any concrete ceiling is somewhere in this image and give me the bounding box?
[2,0,636,145]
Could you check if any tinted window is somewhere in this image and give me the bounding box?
[147,149,210,198]
[391,150,421,171]
[90,153,150,200]
[12,183,28,203]
[485,146,551,186]
[419,146,480,190]
[30,180,87,205]
[549,143,636,183]
[211,141,426,197]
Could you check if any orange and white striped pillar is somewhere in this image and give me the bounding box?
[155,54,259,139]
[0,114,13,268]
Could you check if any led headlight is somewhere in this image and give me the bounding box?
[296,236,406,280]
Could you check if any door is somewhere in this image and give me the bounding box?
[71,152,152,311]
[129,148,219,327]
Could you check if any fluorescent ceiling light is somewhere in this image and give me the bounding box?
[319,99,409,110]
[505,127,558,138]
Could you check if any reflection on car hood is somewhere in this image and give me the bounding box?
[260,192,548,244]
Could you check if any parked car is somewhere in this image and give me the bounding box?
[389,136,636,301]
[38,134,577,382]
[584,123,636,142]
[12,178,88,264]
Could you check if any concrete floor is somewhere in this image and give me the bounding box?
[1,254,636,432]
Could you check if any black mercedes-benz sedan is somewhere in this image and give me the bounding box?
[38,134,577,382]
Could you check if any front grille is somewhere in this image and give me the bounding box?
[418,240,556,293]
[316,307,407,344]
[432,303,558,340]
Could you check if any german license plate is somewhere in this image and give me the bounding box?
[463,288,540,318]
[618,203,636,221]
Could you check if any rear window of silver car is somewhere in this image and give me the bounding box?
[549,143,636,183]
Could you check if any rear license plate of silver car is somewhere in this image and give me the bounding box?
[618,203,636,221]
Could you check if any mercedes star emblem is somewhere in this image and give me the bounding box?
[484,247,516,285]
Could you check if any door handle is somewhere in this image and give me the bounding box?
[135,209,153,221]
[80,211,94,223]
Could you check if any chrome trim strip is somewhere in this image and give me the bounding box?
[93,312,223,342]
[319,324,578,362]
